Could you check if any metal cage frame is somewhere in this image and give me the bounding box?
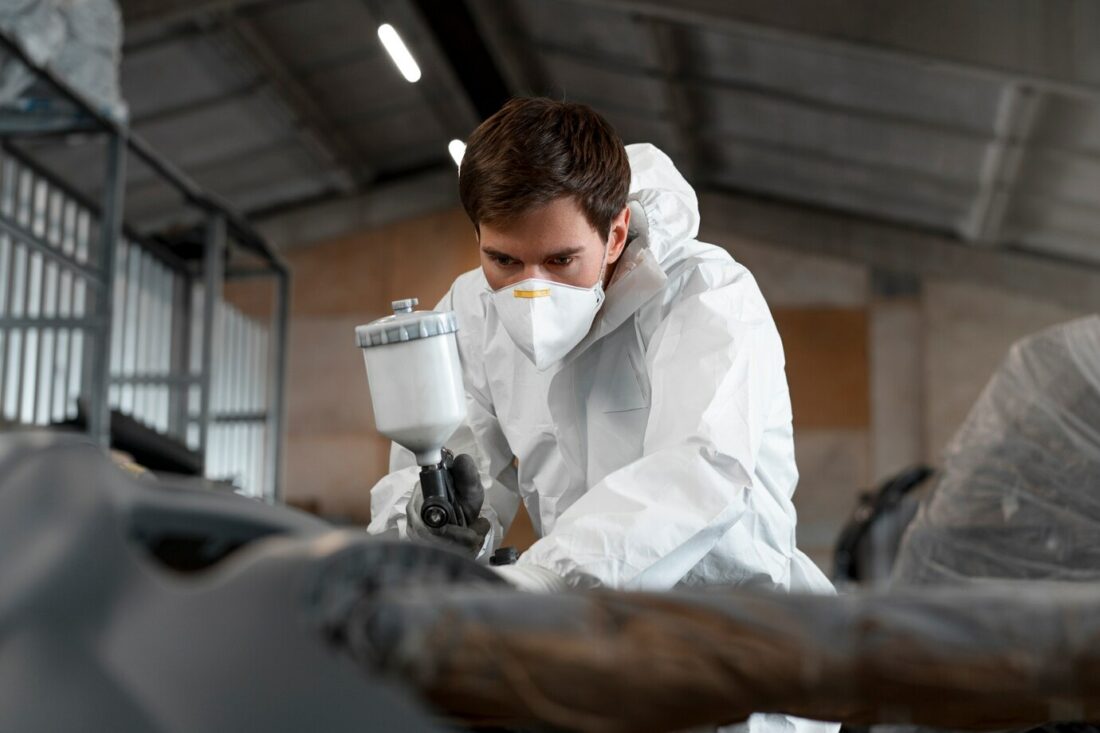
[0,28,289,501]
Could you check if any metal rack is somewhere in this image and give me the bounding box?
[0,28,289,501]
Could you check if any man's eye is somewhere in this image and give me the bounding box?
[549,257,574,266]
[492,255,516,266]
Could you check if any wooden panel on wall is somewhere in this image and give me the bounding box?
[773,308,870,429]
[224,207,480,320]
[287,207,479,318]
[502,505,538,552]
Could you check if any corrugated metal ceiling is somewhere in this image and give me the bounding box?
[14,0,1100,266]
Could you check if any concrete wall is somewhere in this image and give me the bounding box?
[249,206,1087,573]
[920,280,1082,460]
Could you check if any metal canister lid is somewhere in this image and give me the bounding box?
[355,298,459,348]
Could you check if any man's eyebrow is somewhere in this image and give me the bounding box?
[544,247,584,259]
[480,246,584,259]
[480,246,516,259]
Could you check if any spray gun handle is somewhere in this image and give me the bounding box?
[419,462,465,530]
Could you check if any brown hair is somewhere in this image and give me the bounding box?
[458,97,630,237]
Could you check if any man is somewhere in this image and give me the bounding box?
[369,97,837,733]
[368,96,831,599]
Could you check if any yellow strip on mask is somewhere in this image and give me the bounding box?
[514,288,551,299]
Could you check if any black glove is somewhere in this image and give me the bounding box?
[406,453,491,557]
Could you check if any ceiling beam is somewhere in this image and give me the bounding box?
[464,0,553,97]
[962,85,1046,245]
[116,138,316,203]
[365,0,482,139]
[522,34,1100,167]
[698,188,1100,312]
[253,164,460,249]
[121,0,369,194]
[120,0,316,56]
[220,17,368,192]
[129,81,268,126]
[119,0,289,28]
[409,0,511,121]
[573,0,1100,101]
[645,20,701,180]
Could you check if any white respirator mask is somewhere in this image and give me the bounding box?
[491,244,610,371]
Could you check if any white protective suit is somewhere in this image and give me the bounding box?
[368,143,837,733]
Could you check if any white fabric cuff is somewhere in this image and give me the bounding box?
[492,563,567,593]
[473,524,495,563]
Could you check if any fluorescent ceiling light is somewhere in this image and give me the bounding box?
[377,23,421,83]
[448,139,466,167]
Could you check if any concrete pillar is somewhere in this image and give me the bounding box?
[869,271,924,483]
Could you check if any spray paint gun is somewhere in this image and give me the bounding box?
[356,299,467,531]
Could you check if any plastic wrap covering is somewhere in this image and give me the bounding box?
[893,316,1100,585]
[0,0,127,121]
[357,583,1100,733]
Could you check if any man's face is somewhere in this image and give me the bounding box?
[479,196,630,291]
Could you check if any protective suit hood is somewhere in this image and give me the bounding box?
[581,143,702,346]
[624,143,700,269]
